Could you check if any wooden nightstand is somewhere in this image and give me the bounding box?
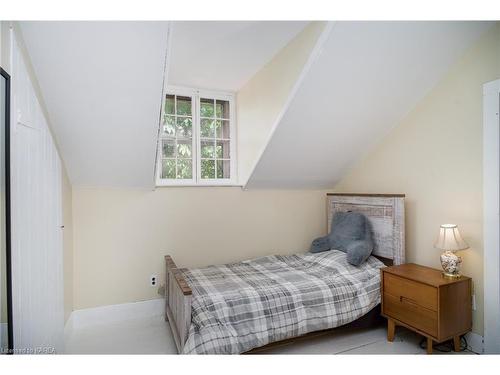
[381,263,472,354]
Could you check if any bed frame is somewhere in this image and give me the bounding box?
[164,193,405,353]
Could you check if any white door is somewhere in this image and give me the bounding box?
[10,30,64,354]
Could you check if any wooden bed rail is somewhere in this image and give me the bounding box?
[165,255,192,353]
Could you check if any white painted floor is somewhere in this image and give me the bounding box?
[65,315,474,355]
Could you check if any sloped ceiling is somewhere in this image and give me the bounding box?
[246,21,493,189]
[20,21,170,188]
[20,21,308,188]
[168,21,307,91]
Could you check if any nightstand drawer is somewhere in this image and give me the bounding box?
[383,293,438,337]
[383,273,437,311]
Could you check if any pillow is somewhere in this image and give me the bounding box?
[328,212,374,266]
[345,239,373,266]
[328,212,364,252]
[310,235,331,253]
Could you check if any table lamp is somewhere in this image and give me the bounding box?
[434,224,469,278]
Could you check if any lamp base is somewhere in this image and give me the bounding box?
[442,271,462,279]
[440,251,462,278]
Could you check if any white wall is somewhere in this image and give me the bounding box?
[10,27,65,353]
[4,22,75,329]
[62,170,73,323]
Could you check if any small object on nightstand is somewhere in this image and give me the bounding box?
[381,263,472,354]
[434,224,469,278]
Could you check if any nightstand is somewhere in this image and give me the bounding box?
[381,263,472,354]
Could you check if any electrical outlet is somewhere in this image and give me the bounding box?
[150,274,157,287]
[472,294,476,311]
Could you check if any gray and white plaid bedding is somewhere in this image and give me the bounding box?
[180,250,385,354]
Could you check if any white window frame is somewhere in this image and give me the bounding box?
[156,85,237,186]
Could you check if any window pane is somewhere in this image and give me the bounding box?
[176,96,192,116]
[163,115,176,136]
[216,140,230,159]
[216,160,230,179]
[214,120,222,138]
[200,98,214,117]
[177,159,192,179]
[201,159,216,179]
[161,159,176,179]
[176,140,192,158]
[201,140,215,158]
[200,119,215,137]
[221,120,230,139]
[176,117,192,138]
[162,140,175,158]
[165,95,175,115]
[216,100,230,119]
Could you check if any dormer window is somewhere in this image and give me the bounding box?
[157,87,236,186]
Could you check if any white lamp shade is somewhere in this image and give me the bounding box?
[434,224,469,252]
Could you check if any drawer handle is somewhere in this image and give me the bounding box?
[400,296,418,306]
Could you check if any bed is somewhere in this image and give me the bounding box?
[164,193,405,354]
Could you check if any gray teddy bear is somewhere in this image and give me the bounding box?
[310,211,374,266]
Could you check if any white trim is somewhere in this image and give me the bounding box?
[243,21,336,189]
[156,180,243,188]
[68,299,164,332]
[483,78,500,354]
[63,314,74,350]
[152,22,173,189]
[168,85,235,98]
[465,332,484,354]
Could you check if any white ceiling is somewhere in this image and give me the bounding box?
[20,21,493,190]
[20,21,308,188]
[168,21,308,91]
[20,21,170,188]
[246,21,493,189]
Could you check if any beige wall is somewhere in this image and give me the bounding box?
[237,22,325,184]
[334,24,500,335]
[73,187,328,309]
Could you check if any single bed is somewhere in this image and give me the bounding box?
[164,193,405,354]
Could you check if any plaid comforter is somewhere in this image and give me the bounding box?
[180,250,384,354]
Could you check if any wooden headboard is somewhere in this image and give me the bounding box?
[327,193,405,265]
